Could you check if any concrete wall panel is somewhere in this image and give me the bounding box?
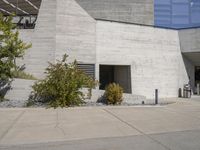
[182,55,195,90]
[4,79,35,101]
[19,0,57,78]
[55,0,96,63]
[179,28,200,53]
[75,0,154,26]
[96,21,189,98]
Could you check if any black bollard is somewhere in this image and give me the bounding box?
[155,89,158,105]
[178,88,182,98]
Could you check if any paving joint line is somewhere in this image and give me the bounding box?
[103,108,172,150]
[0,110,26,142]
[55,110,66,136]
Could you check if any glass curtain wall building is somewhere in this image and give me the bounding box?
[155,0,200,29]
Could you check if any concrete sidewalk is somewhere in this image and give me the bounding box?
[0,98,200,149]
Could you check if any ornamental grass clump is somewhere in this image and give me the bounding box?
[28,54,97,108]
[104,83,123,105]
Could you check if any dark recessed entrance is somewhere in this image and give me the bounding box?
[99,65,132,93]
[195,66,200,86]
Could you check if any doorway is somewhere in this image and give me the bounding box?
[195,66,200,86]
[99,65,132,93]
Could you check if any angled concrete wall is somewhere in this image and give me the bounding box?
[22,0,56,78]
[96,21,189,98]
[75,0,154,25]
[179,29,200,86]
[182,55,195,90]
[55,0,96,63]
[179,28,200,53]
[19,0,97,78]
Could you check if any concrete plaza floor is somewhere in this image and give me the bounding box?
[0,98,200,150]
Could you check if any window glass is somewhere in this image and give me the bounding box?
[172,4,189,15]
[155,0,200,29]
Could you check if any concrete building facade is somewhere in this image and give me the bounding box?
[1,0,200,99]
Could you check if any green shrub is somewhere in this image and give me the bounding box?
[28,54,97,108]
[0,94,4,102]
[104,83,123,105]
[0,96,8,102]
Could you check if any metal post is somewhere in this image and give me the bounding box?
[155,89,158,105]
[197,84,200,95]
[178,88,182,98]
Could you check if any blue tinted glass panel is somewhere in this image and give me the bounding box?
[172,16,189,24]
[172,4,189,15]
[156,0,171,5]
[155,0,200,29]
[191,1,200,24]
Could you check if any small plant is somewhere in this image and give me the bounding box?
[0,94,4,102]
[0,96,8,102]
[104,83,123,105]
[28,54,97,108]
[0,80,11,102]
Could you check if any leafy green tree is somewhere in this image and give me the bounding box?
[0,13,31,81]
[29,54,97,108]
[0,13,31,100]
